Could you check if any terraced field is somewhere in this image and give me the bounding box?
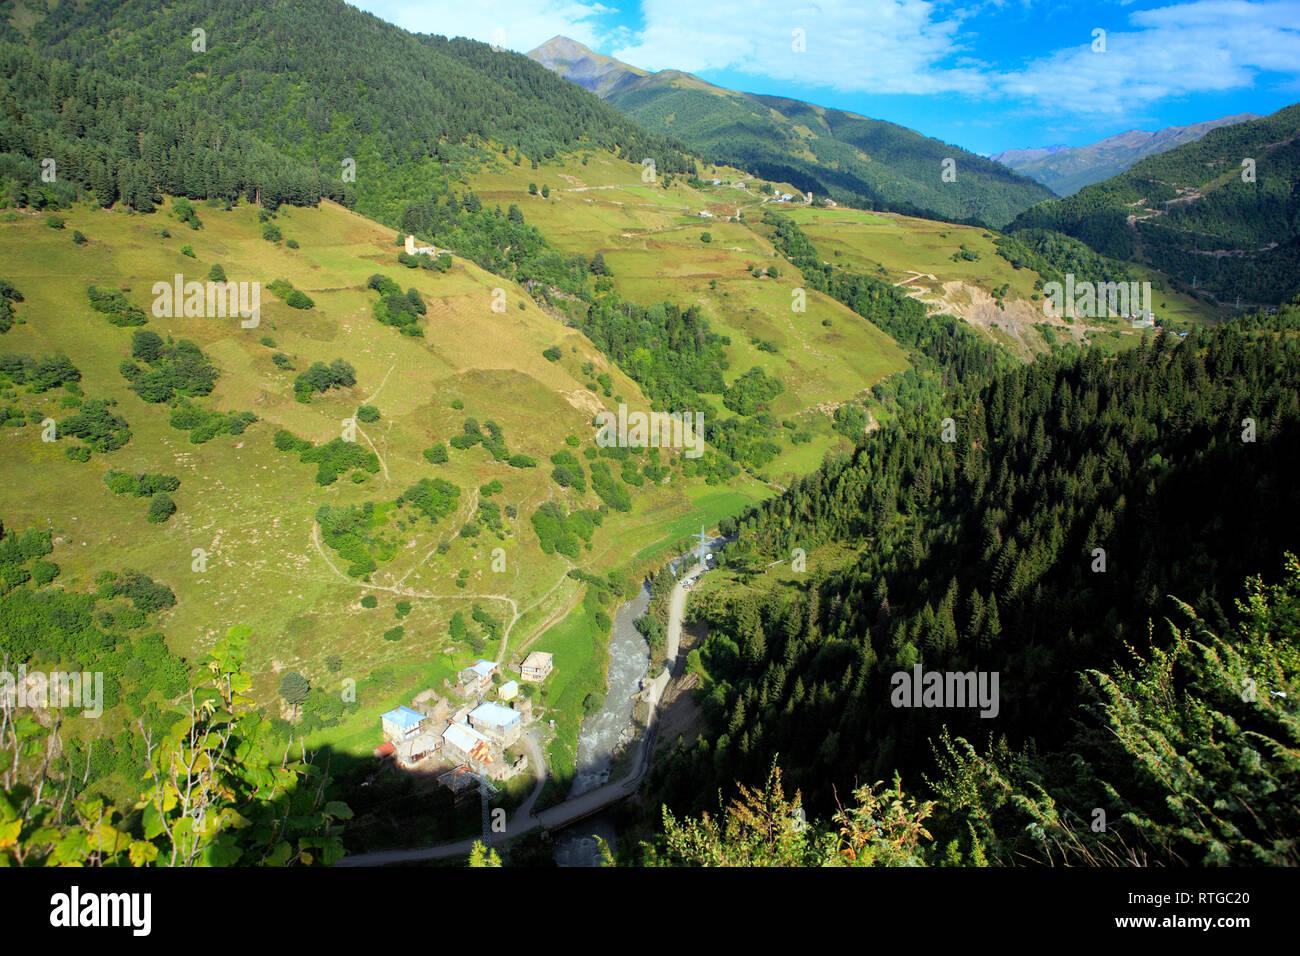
[0,196,767,772]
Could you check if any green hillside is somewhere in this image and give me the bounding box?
[3,0,697,222]
[0,194,786,810]
[529,37,1055,228]
[1010,104,1300,306]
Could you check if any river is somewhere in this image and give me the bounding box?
[554,534,733,866]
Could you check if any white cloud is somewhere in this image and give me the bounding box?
[994,0,1300,116]
[350,0,1300,121]
[351,0,616,53]
[611,0,988,95]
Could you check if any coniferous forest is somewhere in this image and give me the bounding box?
[0,0,1297,899]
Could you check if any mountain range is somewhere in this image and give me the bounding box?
[993,115,1260,196]
[1010,103,1300,305]
[529,36,1054,228]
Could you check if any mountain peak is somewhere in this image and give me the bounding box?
[530,35,595,58]
[527,35,647,97]
[993,114,1263,195]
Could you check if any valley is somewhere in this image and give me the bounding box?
[1,0,1296,886]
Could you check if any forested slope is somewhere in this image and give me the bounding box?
[3,0,697,221]
[1010,104,1300,305]
[649,303,1300,865]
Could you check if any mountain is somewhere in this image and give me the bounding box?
[528,36,1055,228]
[528,34,649,98]
[4,0,698,223]
[991,144,1068,166]
[993,115,1259,196]
[1010,103,1300,305]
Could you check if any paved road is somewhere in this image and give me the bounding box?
[337,565,703,867]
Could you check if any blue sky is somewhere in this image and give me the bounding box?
[356,1,1300,155]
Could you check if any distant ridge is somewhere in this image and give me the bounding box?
[529,36,1055,227]
[993,115,1260,196]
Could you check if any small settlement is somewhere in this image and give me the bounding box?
[375,651,554,797]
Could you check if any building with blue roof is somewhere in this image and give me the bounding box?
[381,705,426,741]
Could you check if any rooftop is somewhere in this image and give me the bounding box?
[381,705,425,731]
[463,659,498,679]
[470,701,522,729]
[444,722,496,763]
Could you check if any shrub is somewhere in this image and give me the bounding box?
[360,594,378,608]
[423,443,448,464]
[542,346,562,362]
[356,405,380,423]
[146,492,177,524]
[31,560,60,586]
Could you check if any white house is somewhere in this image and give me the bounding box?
[520,651,553,683]
[443,722,496,774]
[404,234,438,256]
[458,659,498,696]
[468,701,523,747]
[380,705,426,742]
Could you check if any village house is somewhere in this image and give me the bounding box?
[698,209,712,218]
[498,679,519,701]
[395,724,442,767]
[520,651,553,683]
[458,659,498,696]
[380,705,426,742]
[468,701,523,747]
[404,234,438,256]
[442,721,498,776]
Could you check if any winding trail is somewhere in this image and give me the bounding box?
[336,561,705,866]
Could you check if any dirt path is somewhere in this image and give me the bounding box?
[336,556,704,866]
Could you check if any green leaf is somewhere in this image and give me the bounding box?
[142,801,165,840]
[323,801,354,821]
